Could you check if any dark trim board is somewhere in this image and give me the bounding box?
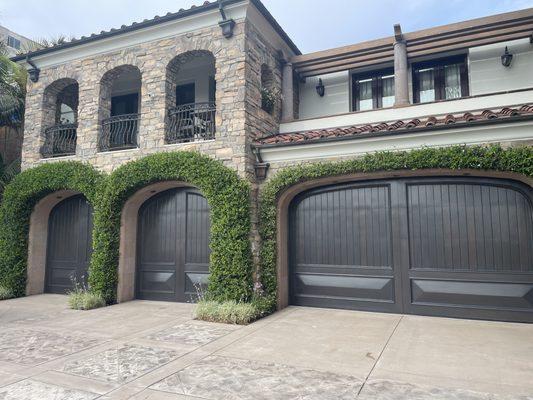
[289,177,533,322]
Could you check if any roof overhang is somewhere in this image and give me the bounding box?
[291,8,533,78]
[11,0,300,69]
[256,118,533,165]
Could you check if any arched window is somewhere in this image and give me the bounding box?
[41,78,79,158]
[165,50,216,144]
[98,65,142,152]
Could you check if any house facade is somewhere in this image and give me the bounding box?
[7,1,533,322]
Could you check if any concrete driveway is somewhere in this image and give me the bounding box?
[0,295,532,399]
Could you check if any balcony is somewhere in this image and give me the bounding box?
[166,102,216,144]
[41,124,77,158]
[99,113,139,152]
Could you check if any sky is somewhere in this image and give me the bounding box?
[1,0,533,54]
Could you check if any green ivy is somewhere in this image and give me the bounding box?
[0,152,253,305]
[258,145,533,308]
[0,161,104,297]
[90,151,253,303]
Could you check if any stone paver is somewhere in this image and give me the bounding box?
[358,380,533,400]
[147,321,238,346]
[1,295,533,399]
[152,355,362,400]
[62,344,180,383]
[0,329,101,365]
[0,379,98,400]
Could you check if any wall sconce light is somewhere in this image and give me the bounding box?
[316,78,325,97]
[501,46,513,67]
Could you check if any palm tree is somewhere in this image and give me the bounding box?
[0,42,27,126]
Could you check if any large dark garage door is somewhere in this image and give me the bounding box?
[290,177,533,322]
[137,188,211,302]
[46,195,93,294]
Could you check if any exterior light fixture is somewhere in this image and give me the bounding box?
[501,46,513,67]
[316,78,325,97]
[254,162,270,181]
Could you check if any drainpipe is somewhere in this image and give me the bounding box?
[218,0,236,39]
[26,56,40,83]
[281,60,294,122]
[393,24,409,107]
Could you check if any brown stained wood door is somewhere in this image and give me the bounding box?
[289,177,533,322]
[45,195,93,294]
[137,188,211,302]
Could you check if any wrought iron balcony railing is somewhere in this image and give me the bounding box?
[166,102,216,144]
[41,124,77,158]
[99,113,139,152]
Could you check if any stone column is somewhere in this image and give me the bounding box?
[393,25,410,107]
[281,62,294,122]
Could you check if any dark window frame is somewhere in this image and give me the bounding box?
[351,68,395,112]
[412,55,469,103]
[7,35,21,50]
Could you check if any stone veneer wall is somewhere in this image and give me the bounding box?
[242,20,284,281]
[22,22,252,177]
[21,18,287,289]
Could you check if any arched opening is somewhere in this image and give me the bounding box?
[41,78,79,158]
[260,64,276,115]
[27,191,93,295]
[117,181,211,303]
[277,170,533,323]
[98,65,142,152]
[165,51,216,144]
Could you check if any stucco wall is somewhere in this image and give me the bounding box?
[298,72,350,119]
[469,38,533,96]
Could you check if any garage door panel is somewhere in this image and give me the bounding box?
[407,183,533,272]
[291,177,533,322]
[293,185,393,269]
[137,188,211,302]
[293,274,395,303]
[411,279,533,310]
[46,196,93,294]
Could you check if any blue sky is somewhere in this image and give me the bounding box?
[1,0,533,53]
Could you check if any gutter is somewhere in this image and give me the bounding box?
[10,0,300,63]
[254,113,533,149]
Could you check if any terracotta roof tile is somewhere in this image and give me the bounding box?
[255,104,533,146]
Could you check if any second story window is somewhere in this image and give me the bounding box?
[352,70,395,111]
[413,56,469,103]
[7,35,21,50]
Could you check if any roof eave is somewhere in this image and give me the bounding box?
[11,0,301,63]
[254,114,533,149]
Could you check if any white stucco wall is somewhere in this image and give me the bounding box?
[298,71,350,119]
[469,38,533,96]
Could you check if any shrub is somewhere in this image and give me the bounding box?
[195,299,268,325]
[0,285,14,300]
[68,291,106,310]
[259,145,533,308]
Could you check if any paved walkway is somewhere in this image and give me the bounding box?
[0,295,532,399]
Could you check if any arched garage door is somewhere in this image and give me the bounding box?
[46,195,93,294]
[290,177,533,322]
[137,188,211,302]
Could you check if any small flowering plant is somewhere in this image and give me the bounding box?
[261,87,278,114]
